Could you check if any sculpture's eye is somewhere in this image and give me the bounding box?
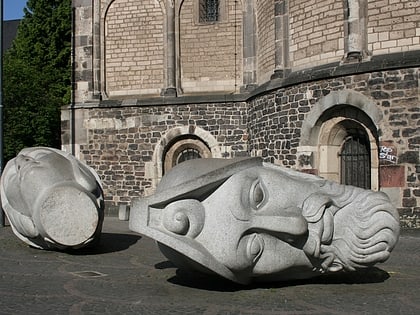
[246,233,264,263]
[250,180,265,210]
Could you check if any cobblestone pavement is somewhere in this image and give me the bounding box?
[1,217,419,315]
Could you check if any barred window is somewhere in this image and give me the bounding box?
[163,137,212,174]
[199,0,219,23]
[176,148,201,164]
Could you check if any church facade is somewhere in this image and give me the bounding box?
[65,0,420,226]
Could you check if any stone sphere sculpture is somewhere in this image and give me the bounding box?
[1,147,104,250]
[130,157,400,284]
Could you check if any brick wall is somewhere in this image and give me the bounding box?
[367,0,420,54]
[78,102,248,206]
[289,0,344,70]
[105,0,164,97]
[179,0,242,94]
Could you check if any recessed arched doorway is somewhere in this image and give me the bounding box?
[316,107,379,190]
[298,91,382,191]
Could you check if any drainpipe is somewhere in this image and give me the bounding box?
[71,5,76,156]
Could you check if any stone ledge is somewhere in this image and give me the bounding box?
[70,50,420,109]
[256,50,420,95]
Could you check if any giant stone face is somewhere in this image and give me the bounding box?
[130,157,400,284]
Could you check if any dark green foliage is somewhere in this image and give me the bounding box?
[3,0,71,162]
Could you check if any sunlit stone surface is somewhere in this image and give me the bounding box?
[130,157,400,284]
[1,147,104,250]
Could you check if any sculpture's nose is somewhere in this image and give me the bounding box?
[250,207,308,236]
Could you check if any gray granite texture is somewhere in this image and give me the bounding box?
[130,157,400,284]
[0,147,104,250]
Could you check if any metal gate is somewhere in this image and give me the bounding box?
[339,135,371,189]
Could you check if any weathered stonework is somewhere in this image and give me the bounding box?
[74,102,248,207]
[247,67,419,227]
[68,0,420,226]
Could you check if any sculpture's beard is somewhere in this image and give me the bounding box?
[302,182,400,273]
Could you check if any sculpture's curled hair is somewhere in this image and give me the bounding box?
[317,183,400,271]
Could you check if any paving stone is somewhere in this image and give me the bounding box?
[1,217,419,314]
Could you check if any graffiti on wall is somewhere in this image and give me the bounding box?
[380,142,397,164]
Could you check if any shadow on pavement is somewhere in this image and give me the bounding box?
[165,266,390,292]
[66,232,142,255]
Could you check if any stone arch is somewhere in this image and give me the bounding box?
[149,126,221,191]
[101,0,116,99]
[300,90,382,146]
[298,90,381,190]
[163,135,212,173]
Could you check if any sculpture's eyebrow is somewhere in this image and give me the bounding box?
[149,178,228,209]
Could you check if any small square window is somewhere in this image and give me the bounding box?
[199,0,219,23]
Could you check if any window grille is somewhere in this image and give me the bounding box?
[176,148,202,165]
[199,0,219,23]
[339,135,371,189]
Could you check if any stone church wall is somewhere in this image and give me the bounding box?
[248,65,419,228]
[69,0,420,225]
[71,101,248,208]
[179,0,242,94]
[367,0,420,55]
[289,0,344,70]
[104,0,164,97]
[256,0,275,84]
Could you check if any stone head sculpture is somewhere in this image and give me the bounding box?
[1,147,104,250]
[130,157,400,284]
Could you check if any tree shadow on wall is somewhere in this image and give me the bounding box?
[162,263,390,292]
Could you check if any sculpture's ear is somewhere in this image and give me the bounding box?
[162,199,205,238]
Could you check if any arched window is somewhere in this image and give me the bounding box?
[199,0,219,23]
[176,147,201,164]
[339,133,371,189]
[163,136,212,174]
